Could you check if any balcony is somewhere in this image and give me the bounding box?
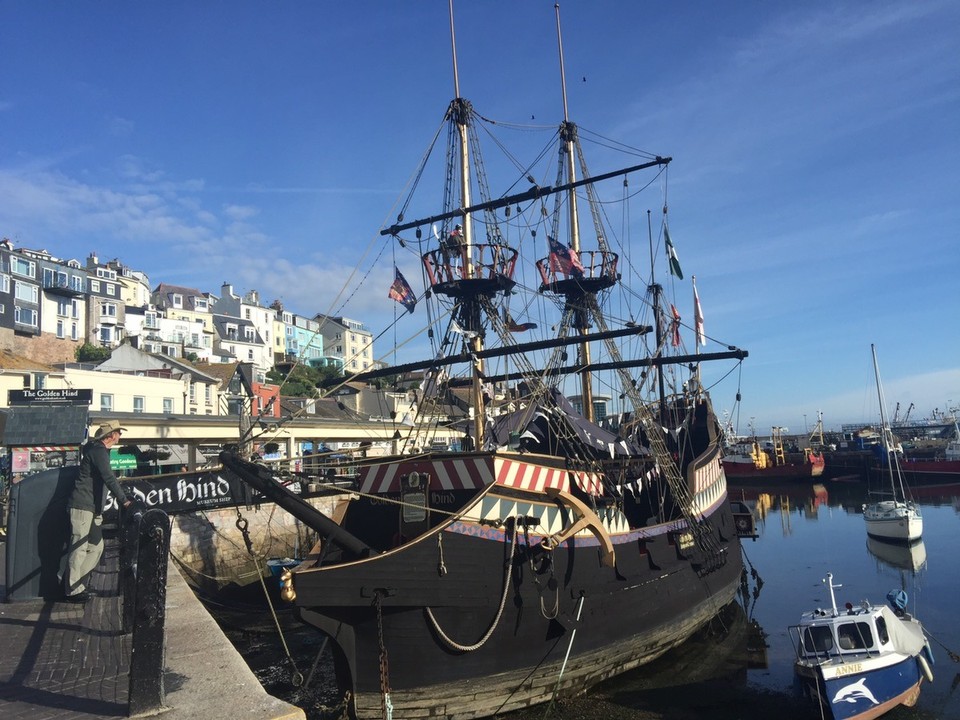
[42,277,85,297]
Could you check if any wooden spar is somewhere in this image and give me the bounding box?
[379,157,671,237]
[318,325,654,389]
[441,348,749,387]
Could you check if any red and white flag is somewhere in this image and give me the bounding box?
[670,304,682,347]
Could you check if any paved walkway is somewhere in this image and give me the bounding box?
[0,536,304,720]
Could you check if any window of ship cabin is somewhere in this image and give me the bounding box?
[876,617,889,644]
[836,622,874,651]
[801,625,834,654]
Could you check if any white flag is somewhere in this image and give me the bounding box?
[693,276,706,347]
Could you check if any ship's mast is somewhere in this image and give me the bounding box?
[555,3,593,421]
[872,343,900,497]
[449,0,485,446]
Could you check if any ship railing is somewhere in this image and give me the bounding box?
[422,243,518,286]
[535,249,618,288]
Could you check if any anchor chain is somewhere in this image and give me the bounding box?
[374,591,393,720]
[235,506,303,687]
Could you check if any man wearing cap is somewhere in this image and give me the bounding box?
[62,420,134,603]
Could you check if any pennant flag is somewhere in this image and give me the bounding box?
[693,276,706,346]
[547,236,585,278]
[388,266,417,313]
[505,311,538,333]
[664,226,683,279]
[670,304,682,347]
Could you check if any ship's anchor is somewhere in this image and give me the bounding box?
[540,487,615,567]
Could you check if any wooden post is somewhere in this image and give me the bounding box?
[128,508,170,717]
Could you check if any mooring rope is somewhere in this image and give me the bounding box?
[425,521,518,652]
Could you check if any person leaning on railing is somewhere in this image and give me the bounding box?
[61,420,134,604]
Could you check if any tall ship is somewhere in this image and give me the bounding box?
[223,6,749,718]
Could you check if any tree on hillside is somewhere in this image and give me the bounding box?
[75,343,111,363]
[267,363,344,397]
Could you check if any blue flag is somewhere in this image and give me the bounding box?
[388,266,416,313]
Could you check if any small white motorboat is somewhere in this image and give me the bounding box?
[789,572,934,720]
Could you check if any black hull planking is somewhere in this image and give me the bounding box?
[293,498,742,719]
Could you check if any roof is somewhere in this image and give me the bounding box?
[2,405,89,446]
[194,361,241,386]
[147,353,219,384]
[153,282,206,299]
[0,350,58,373]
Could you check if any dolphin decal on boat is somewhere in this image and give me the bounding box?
[832,678,880,705]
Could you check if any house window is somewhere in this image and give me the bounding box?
[189,384,196,402]
[57,300,70,317]
[71,322,78,340]
[204,385,212,403]
[11,257,35,277]
[101,393,113,412]
[106,283,116,296]
[14,281,38,303]
[133,396,145,413]
[100,327,111,343]
[194,298,207,311]
[172,293,183,308]
[71,299,80,318]
[163,397,174,414]
[593,401,607,421]
[90,280,100,292]
[247,349,254,360]
[245,308,251,319]
[14,306,37,326]
[56,320,64,338]
[0,274,9,292]
[71,275,84,292]
[101,302,117,317]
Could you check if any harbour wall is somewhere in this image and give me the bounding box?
[168,495,342,593]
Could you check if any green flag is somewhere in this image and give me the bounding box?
[665,226,683,279]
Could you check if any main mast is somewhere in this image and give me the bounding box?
[448,1,486,447]
[555,4,594,421]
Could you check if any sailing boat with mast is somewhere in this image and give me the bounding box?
[863,344,922,542]
[221,5,749,718]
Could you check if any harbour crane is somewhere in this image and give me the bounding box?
[903,402,914,423]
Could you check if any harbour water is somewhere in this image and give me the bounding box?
[214,480,960,719]
[730,480,960,719]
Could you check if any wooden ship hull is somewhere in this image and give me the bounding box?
[224,437,743,719]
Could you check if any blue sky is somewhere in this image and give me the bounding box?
[2,1,958,435]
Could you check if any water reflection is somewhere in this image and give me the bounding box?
[866,536,927,573]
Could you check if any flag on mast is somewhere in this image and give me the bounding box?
[547,236,585,277]
[388,266,417,313]
[670,304,682,347]
[693,275,706,347]
[664,226,683,279]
